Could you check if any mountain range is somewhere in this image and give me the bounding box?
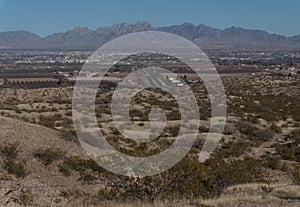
[1,21,300,51]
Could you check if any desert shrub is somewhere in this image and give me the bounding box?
[39,115,56,128]
[18,187,33,205]
[237,122,257,137]
[223,124,235,135]
[270,123,282,133]
[199,105,211,120]
[228,95,300,122]
[60,189,83,199]
[34,148,65,166]
[167,126,180,137]
[68,157,104,172]
[0,143,18,160]
[291,101,300,122]
[261,184,274,197]
[58,163,71,176]
[290,164,300,185]
[97,157,222,201]
[97,188,119,200]
[238,122,274,143]
[78,172,98,183]
[49,107,58,112]
[253,129,274,142]
[262,153,281,170]
[130,109,144,119]
[276,143,300,162]
[245,115,259,123]
[15,107,22,114]
[65,110,72,116]
[111,127,121,135]
[4,160,27,178]
[205,157,265,186]
[59,156,106,182]
[218,140,251,158]
[291,129,300,144]
[59,132,77,142]
[0,143,27,178]
[53,98,72,105]
[52,113,63,120]
[61,117,73,128]
[95,156,265,202]
[138,122,145,127]
[167,110,181,120]
[199,125,209,133]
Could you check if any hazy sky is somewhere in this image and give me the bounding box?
[0,0,299,37]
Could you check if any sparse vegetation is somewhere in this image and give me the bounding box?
[290,164,300,185]
[0,70,299,206]
[0,143,27,178]
[34,148,66,166]
[18,187,34,205]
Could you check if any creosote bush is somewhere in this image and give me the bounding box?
[0,143,27,178]
[218,140,251,158]
[275,142,300,162]
[290,164,300,185]
[92,156,265,202]
[34,148,66,166]
[58,156,109,183]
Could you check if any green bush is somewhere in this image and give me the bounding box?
[19,187,33,205]
[205,157,265,186]
[270,123,282,133]
[0,143,27,178]
[4,160,27,178]
[291,129,300,144]
[253,129,274,142]
[290,164,300,185]
[262,153,281,170]
[237,122,257,137]
[34,148,65,166]
[62,156,102,173]
[78,172,98,183]
[276,143,300,162]
[218,140,251,158]
[39,115,56,128]
[58,156,108,183]
[58,163,71,176]
[94,156,265,202]
[0,143,18,160]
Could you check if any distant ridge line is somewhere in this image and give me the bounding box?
[0,21,300,51]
